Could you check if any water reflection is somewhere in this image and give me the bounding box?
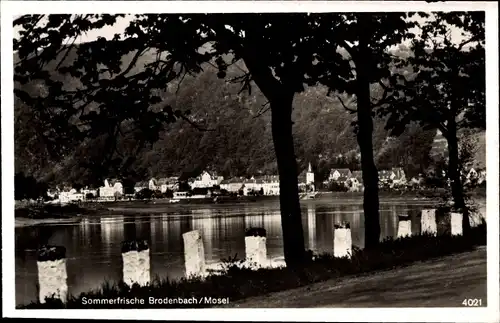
[307,204,316,251]
[15,197,464,306]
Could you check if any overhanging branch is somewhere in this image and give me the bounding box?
[335,94,357,113]
[371,80,390,108]
[254,101,271,118]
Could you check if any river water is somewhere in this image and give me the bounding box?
[14,195,485,306]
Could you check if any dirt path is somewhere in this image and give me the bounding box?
[224,247,488,308]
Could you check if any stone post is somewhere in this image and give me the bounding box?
[333,222,352,259]
[421,209,437,236]
[397,215,412,238]
[245,227,267,268]
[37,245,68,304]
[121,240,150,287]
[451,212,463,236]
[182,230,206,278]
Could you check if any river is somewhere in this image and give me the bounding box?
[14,195,486,307]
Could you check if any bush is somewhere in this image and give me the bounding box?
[328,181,348,192]
[20,222,486,309]
[135,188,154,200]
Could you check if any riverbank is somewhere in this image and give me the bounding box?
[19,222,486,309]
[324,186,486,199]
[15,217,83,228]
[14,203,108,228]
[14,188,486,223]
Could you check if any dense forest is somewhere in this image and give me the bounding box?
[14,46,483,188]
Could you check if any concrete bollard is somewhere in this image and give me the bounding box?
[37,245,68,304]
[421,209,437,236]
[121,240,150,287]
[333,222,352,259]
[397,215,412,238]
[182,230,206,278]
[451,212,463,236]
[245,227,267,268]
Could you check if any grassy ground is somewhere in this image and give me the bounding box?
[225,247,487,308]
[19,222,486,309]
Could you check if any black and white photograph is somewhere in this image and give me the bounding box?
[2,1,499,321]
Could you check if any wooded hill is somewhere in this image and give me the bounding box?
[14,45,484,187]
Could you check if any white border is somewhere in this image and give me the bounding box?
[2,1,499,322]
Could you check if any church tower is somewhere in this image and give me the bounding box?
[306,162,315,186]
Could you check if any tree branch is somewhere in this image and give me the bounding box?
[371,80,390,107]
[116,46,148,78]
[253,101,271,118]
[178,113,215,132]
[176,69,188,95]
[335,94,357,113]
[438,123,448,138]
[457,34,481,51]
[55,36,78,71]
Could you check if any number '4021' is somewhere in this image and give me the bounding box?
[462,299,482,306]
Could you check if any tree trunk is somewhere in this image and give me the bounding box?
[446,123,471,235]
[355,60,381,249]
[241,41,306,267]
[270,93,306,267]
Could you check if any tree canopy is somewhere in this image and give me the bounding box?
[14,12,486,262]
[376,12,485,234]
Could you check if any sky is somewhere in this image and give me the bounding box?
[12,13,469,47]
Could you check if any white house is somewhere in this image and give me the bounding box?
[329,168,352,182]
[157,177,179,193]
[219,179,230,192]
[346,170,363,192]
[391,167,407,184]
[220,177,245,193]
[58,190,84,203]
[261,175,280,196]
[148,178,159,191]
[99,179,123,199]
[378,170,394,184]
[243,177,265,195]
[477,169,486,184]
[191,171,221,188]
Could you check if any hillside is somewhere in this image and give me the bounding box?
[13,46,484,187]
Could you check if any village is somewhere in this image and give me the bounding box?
[45,163,486,204]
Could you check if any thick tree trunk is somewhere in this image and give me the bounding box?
[356,89,381,248]
[446,123,471,235]
[270,93,306,267]
[241,41,306,267]
[355,63,381,249]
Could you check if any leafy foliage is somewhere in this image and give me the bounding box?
[378,12,485,136]
[375,12,485,233]
[14,172,48,200]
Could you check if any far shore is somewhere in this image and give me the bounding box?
[15,216,83,228]
[14,187,485,228]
